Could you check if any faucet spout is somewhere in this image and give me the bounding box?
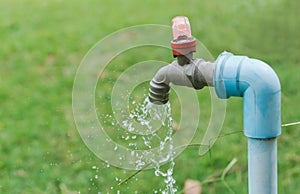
[148,58,215,104]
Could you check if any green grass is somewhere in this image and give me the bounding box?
[1,0,300,193]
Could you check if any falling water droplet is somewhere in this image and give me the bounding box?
[114,145,118,151]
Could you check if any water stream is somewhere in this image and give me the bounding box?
[122,97,177,193]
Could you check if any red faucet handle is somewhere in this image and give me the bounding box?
[171,16,196,57]
[171,16,192,40]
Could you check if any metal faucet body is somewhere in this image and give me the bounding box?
[148,55,215,104]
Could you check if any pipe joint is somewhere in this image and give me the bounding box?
[214,52,281,138]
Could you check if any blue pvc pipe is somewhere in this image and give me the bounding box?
[214,52,281,194]
[248,138,277,194]
[214,52,281,138]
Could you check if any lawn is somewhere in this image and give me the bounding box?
[1,0,299,193]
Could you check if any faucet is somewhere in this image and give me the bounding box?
[148,16,281,194]
[149,16,215,104]
[148,55,215,104]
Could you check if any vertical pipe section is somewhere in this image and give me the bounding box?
[248,138,277,194]
[214,52,281,194]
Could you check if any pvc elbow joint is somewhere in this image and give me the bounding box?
[214,52,281,138]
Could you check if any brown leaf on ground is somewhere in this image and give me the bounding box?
[184,179,202,194]
[172,121,179,131]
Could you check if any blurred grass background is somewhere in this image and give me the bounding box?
[1,0,299,193]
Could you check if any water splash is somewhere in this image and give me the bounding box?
[122,97,177,193]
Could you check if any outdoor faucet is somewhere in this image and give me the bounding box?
[148,56,215,104]
[148,16,214,104]
[148,16,281,194]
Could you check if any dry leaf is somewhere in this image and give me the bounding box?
[184,179,202,194]
[172,121,179,131]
